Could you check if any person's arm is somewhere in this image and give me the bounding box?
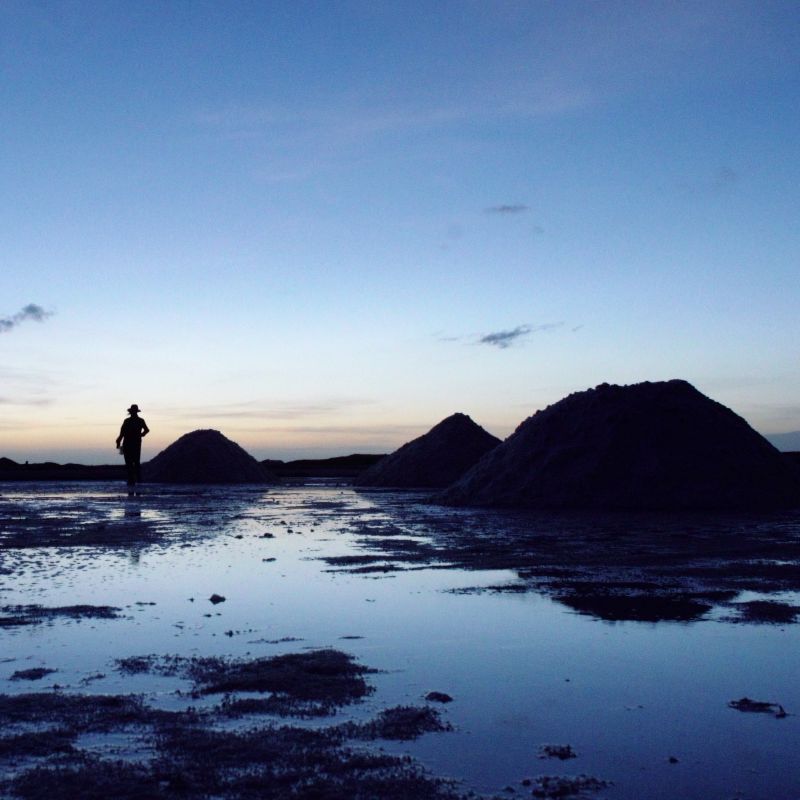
[141,419,150,437]
[116,422,125,448]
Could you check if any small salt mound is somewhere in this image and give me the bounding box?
[439,380,800,510]
[355,413,500,488]
[145,429,272,484]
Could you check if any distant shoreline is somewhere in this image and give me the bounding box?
[3,451,797,484]
[0,453,386,482]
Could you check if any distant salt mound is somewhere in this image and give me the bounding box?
[145,429,271,484]
[439,380,800,510]
[355,413,500,488]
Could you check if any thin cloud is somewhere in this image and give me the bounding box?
[478,322,564,349]
[433,331,466,343]
[0,396,53,406]
[740,401,800,427]
[0,366,56,408]
[238,423,421,437]
[197,75,590,145]
[161,398,373,422]
[479,325,532,348]
[0,304,54,334]
[195,72,592,183]
[0,366,57,385]
[485,204,529,214]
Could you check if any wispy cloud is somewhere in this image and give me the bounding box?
[479,325,533,349]
[193,1,775,185]
[436,322,568,349]
[0,304,54,334]
[0,365,56,408]
[739,401,800,428]
[478,323,564,349]
[0,396,53,406]
[0,366,57,384]
[432,330,465,343]
[237,423,421,437]
[159,398,373,422]
[485,204,529,214]
[194,73,591,182]
[197,76,589,146]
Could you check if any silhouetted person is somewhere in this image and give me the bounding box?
[116,404,149,490]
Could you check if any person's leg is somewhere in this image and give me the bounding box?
[130,444,142,486]
[123,450,136,486]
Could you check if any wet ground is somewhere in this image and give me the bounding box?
[1,483,800,798]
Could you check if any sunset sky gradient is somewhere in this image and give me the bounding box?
[2,1,799,463]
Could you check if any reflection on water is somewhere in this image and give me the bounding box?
[0,483,799,799]
[554,591,726,622]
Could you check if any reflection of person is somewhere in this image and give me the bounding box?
[116,404,149,489]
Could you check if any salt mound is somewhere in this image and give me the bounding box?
[355,413,500,488]
[145,429,271,484]
[439,380,800,510]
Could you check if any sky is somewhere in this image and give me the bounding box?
[1,0,799,463]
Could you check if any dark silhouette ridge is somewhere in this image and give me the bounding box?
[0,460,126,481]
[438,380,800,510]
[355,413,501,488]
[7,451,791,485]
[0,453,389,482]
[784,451,800,472]
[145,429,272,484]
[262,454,386,479]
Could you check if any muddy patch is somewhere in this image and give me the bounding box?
[553,591,728,623]
[9,668,57,682]
[0,692,155,727]
[0,649,470,800]
[340,705,451,741]
[0,605,122,628]
[528,773,611,798]
[341,498,800,623]
[728,697,788,717]
[140,721,462,800]
[539,744,577,761]
[725,599,800,624]
[117,649,373,712]
[0,729,76,759]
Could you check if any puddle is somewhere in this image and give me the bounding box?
[1,483,799,798]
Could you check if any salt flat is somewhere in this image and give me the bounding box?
[1,483,799,799]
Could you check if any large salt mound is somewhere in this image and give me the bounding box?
[145,429,271,484]
[355,413,500,488]
[439,380,800,510]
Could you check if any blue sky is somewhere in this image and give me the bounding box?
[1,0,799,462]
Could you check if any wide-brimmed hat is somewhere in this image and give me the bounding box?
[127,404,141,413]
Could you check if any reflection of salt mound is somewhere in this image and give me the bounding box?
[440,380,800,510]
[146,429,271,484]
[356,413,500,488]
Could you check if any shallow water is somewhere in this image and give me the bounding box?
[1,483,800,799]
